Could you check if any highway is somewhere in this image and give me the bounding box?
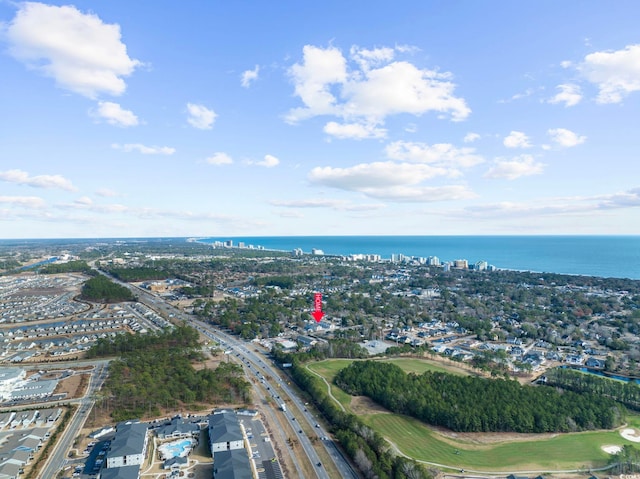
[196,321,359,479]
[111,273,359,479]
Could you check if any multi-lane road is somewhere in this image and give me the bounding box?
[118,274,359,479]
[194,319,359,479]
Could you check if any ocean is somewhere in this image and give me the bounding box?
[201,236,640,280]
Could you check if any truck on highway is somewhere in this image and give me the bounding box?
[280,403,286,412]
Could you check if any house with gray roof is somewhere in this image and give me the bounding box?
[208,412,244,453]
[10,380,57,400]
[106,421,148,469]
[163,456,188,470]
[213,449,252,479]
[156,417,199,439]
[100,464,140,479]
[0,461,21,479]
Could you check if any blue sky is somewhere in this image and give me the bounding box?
[1,1,640,238]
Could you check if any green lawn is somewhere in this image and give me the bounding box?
[383,357,468,376]
[307,357,468,382]
[307,359,354,409]
[364,413,631,471]
[308,358,635,472]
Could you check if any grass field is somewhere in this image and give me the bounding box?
[307,357,469,382]
[308,357,636,472]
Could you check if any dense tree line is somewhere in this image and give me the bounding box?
[545,367,640,410]
[86,322,200,356]
[39,260,94,274]
[253,275,295,289]
[87,326,250,421]
[179,285,214,297]
[284,357,431,479]
[104,266,170,282]
[80,275,134,303]
[335,361,624,433]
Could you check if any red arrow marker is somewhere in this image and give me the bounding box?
[312,292,324,322]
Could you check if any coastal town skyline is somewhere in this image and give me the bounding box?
[1,1,640,238]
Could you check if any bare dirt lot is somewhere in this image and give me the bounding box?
[54,372,88,399]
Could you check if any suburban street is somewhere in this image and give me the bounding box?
[39,361,108,479]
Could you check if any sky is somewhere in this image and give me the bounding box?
[1,1,640,238]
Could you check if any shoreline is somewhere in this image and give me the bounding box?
[194,236,640,281]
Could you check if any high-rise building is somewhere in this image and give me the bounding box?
[427,256,440,266]
[453,259,468,269]
[475,260,488,271]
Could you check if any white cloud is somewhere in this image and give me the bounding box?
[463,132,480,143]
[95,188,120,197]
[484,155,544,180]
[5,2,140,98]
[503,131,531,149]
[548,83,582,107]
[385,141,484,171]
[309,161,448,191]
[286,44,469,128]
[287,45,347,121]
[187,103,216,130]
[257,154,280,168]
[92,101,139,127]
[576,44,640,103]
[341,60,470,121]
[59,199,129,213]
[307,138,483,203]
[0,169,76,191]
[112,143,176,155]
[74,196,93,206]
[597,187,640,209]
[463,187,640,219]
[277,211,305,218]
[358,185,476,202]
[0,195,46,209]
[270,198,385,211]
[308,160,477,202]
[323,121,386,140]
[206,152,233,166]
[503,88,535,102]
[350,45,395,70]
[547,128,586,147]
[241,65,260,87]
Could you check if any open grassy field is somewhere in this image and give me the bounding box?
[307,356,470,383]
[308,357,636,473]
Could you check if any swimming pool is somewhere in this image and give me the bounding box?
[158,438,196,460]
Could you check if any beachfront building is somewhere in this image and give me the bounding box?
[453,259,469,269]
[475,260,488,271]
[427,256,440,266]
